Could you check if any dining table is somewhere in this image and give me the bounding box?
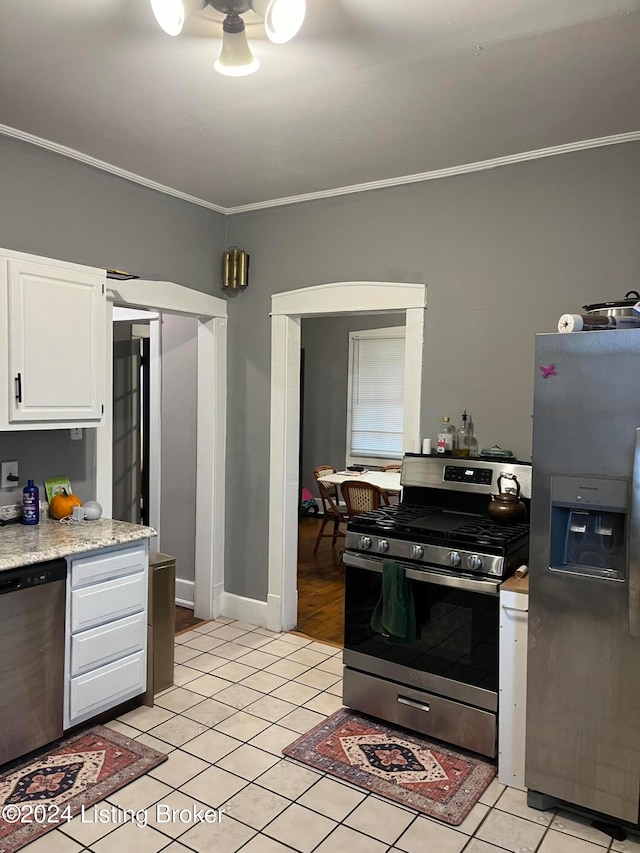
[317,469,402,496]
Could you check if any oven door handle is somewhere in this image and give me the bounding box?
[343,552,502,596]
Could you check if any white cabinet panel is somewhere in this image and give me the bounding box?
[70,612,146,677]
[71,543,146,588]
[0,249,106,428]
[499,590,529,791]
[65,541,149,729]
[70,572,145,633]
[69,651,146,725]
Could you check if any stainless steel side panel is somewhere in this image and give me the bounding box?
[527,330,640,824]
[343,666,497,757]
[0,580,65,764]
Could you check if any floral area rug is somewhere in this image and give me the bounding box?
[282,709,496,826]
[0,725,167,852]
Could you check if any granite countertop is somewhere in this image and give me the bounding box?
[0,518,156,571]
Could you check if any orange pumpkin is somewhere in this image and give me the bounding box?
[50,489,82,520]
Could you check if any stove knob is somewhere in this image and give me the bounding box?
[359,536,372,550]
[411,545,424,559]
[467,554,483,571]
[377,539,389,553]
[448,551,462,567]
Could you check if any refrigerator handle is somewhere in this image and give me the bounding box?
[630,427,640,637]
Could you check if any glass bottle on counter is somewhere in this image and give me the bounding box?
[468,414,479,457]
[454,410,472,457]
[436,416,456,455]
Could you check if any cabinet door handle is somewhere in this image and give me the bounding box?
[14,373,22,403]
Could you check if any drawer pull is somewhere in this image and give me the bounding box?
[397,695,430,713]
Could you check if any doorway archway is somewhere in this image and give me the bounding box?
[96,279,227,621]
[268,281,427,632]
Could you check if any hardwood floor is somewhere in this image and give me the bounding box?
[296,516,345,647]
[175,605,209,635]
[173,519,345,645]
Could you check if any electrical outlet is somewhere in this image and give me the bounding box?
[70,428,83,441]
[1,461,19,489]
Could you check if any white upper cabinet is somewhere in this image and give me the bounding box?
[0,250,106,428]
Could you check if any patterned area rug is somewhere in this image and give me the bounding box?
[282,709,496,826]
[0,725,167,853]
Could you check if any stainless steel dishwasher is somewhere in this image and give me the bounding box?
[0,558,67,765]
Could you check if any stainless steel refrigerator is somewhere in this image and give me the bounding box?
[526,329,640,825]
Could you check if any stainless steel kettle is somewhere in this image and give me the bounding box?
[488,473,527,523]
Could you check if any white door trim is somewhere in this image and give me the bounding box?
[268,281,427,632]
[96,280,228,620]
[112,307,161,547]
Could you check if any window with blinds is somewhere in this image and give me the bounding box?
[346,327,405,463]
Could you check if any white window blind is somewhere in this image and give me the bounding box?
[348,329,405,459]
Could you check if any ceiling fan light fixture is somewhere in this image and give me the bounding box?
[150,0,206,35]
[252,0,306,44]
[214,15,260,76]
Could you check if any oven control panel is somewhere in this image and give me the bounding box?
[443,466,492,485]
[346,531,508,577]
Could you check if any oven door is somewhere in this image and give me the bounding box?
[343,551,501,713]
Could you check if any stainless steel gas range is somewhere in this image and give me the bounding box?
[342,454,531,758]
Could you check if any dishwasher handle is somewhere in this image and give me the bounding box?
[0,559,67,594]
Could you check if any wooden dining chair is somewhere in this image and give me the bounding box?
[313,478,349,554]
[314,465,339,508]
[341,480,390,520]
[380,463,402,503]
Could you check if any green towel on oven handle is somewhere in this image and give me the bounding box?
[370,559,416,643]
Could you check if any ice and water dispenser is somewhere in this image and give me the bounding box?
[549,476,627,580]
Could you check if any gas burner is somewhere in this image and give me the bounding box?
[449,520,530,547]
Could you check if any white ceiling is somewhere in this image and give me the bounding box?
[0,0,638,210]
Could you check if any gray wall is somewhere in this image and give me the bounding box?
[0,430,94,507]
[2,135,639,608]
[0,135,225,510]
[225,142,640,601]
[160,314,198,587]
[300,314,405,499]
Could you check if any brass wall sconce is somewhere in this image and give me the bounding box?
[221,247,249,296]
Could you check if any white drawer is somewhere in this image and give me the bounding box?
[70,611,146,677]
[71,572,146,633]
[68,650,146,726]
[71,543,146,588]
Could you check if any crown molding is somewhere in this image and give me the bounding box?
[0,124,227,214]
[1,123,638,216]
[229,131,640,213]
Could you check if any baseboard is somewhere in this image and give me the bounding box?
[175,577,195,609]
[220,591,269,628]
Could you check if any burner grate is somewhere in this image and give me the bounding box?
[347,503,529,553]
[449,520,530,546]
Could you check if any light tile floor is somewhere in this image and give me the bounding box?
[22,618,638,853]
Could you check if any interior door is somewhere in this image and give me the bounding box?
[112,332,141,523]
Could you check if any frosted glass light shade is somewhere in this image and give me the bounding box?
[252,0,306,44]
[214,29,260,76]
[150,0,205,36]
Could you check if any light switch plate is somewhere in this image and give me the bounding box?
[1,461,19,489]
